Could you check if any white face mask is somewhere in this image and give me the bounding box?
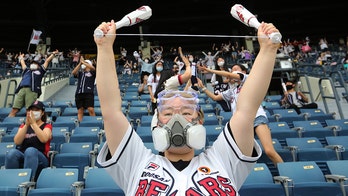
[32,111,42,120]
[217,61,225,67]
[189,57,194,62]
[144,59,149,63]
[30,64,38,70]
[81,64,86,70]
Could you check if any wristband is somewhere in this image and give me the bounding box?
[201,87,207,92]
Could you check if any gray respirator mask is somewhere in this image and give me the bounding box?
[152,114,206,152]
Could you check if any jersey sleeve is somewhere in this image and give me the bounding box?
[97,124,155,191]
[206,122,262,189]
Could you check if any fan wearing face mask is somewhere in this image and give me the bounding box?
[8,50,59,117]
[281,79,318,114]
[72,56,96,122]
[5,100,52,181]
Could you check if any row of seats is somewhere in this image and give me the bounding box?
[0,167,124,196]
[240,160,348,196]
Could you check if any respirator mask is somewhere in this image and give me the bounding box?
[152,114,206,152]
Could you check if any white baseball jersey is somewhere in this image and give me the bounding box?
[97,123,261,195]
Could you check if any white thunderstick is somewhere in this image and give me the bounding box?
[94,5,152,38]
[230,4,282,43]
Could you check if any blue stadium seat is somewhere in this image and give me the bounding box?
[51,127,70,151]
[325,119,348,136]
[325,160,348,196]
[0,168,32,196]
[203,112,219,125]
[80,168,124,196]
[300,108,335,126]
[239,163,287,196]
[292,120,335,143]
[69,126,102,146]
[0,142,15,168]
[27,168,80,196]
[272,109,304,127]
[285,137,339,173]
[276,161,343,196]
[268,121,299,145]
[79,116,103,128]
[136,126,152,142]
[139,115,153,127]
[325,136,348,160]
[0,116,25,131]
[127,106,150,122]
[51,142,94,181]
[53,116,79,131]
[205,124,223,144]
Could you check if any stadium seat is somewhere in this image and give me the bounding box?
[276,161,343,196]
[272,109,304,127]
[292,120,335,143]
[69,126,102,146]
[200,103,216,114]
[50,127,70,151]
[0,108,26,121]
[139,115,154,127]
[130,100,149,107]
[239,163,287,196]
[51,142,94,181]
[268,121,299,145]
[325,136,348,160]
[325,119,348,136]
[300,108,335,126]
[79,116,103,128]
[217,110,231,125]
[61,107,78,116]
[136,126,153,142]
[127,106,150,122]
[80,168,124,196]
[27,168,81,196]
[264,94,282,102]
[325,160,348,196]
[53,116,78,131]
[0,168,32,196]
[0,142,15,168]
[285,137,339,173]
[203,112,219,125]
[205,124,223,144]
[0,116,25,131]
[1,127,19,142]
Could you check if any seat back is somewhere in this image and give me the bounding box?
[35,168,79,189]
[0,168,31,187]
[277,161,325,183]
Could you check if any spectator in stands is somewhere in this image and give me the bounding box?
[138,74,150,95]
[147,60,164,114]
[202,50,220,70]
[280,79,318,114]
[72,56,96,122]
[5,100,52,181]
[209,57,231,112]
[8,50,59,117]
[198,63,284,166]
[68,48,81,69]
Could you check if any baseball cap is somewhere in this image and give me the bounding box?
[28,100,45,111]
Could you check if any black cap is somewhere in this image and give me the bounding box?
[28,100,45,111]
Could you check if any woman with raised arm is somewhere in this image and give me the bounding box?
[95,19,280,195]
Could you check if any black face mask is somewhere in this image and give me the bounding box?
[286,85,294,90]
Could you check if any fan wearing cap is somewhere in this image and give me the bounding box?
[8,50,59,117]
[72,55,96,122]
[5,100,52,181]
[94,20,280,194]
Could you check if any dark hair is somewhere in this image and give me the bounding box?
[154,69,175,98]
[231,63,247,72]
